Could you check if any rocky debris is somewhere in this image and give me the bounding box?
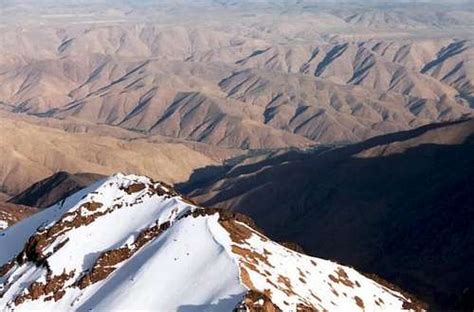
[221,217,426,311]
[328,268,355,288]
[0,203,37,231]
[234,290,282,312]
[120,183,146,195]
[76,220,171,289]
[13,270,75,305]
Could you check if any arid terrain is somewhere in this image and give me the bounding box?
[0,0,473,196]
[0,1,473,311]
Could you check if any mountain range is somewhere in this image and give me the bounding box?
[0,1,473,311]
[0,1,472,151]
[2,119,472,310]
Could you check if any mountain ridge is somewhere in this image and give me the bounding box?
[0,173,425,311]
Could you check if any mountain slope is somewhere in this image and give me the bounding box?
[0,174,424,311]
[182,118,474,310]
[0,115,216,196]
[9,172,104,209]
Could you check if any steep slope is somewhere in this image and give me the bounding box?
[0,115,216,196]
[421,40,474,105]
[182,118,474,310]
[9,172,104,209]
[219,68,471,143]
[0,174,424,311]
[150,91,313,149]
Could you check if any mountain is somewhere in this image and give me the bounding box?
[0,174,425,311]
[182,118,474,310]
[0,113,216,197]
[0,1,472,150]
[9,172,105,209]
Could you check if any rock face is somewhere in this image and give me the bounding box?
[0,174,424,311]
[182,118,474,310]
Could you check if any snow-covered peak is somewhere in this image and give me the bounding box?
[0,174,425,311]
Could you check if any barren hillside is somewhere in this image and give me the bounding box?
[0,114,216,196]
[0,1,472,149]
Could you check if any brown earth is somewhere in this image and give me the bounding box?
[0,114,216,196]
[0,202,38,229]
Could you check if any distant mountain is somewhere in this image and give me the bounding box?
[9,172,105,209]
[182,118,474,310]
[0,174,424,311]
[0,7,472,150]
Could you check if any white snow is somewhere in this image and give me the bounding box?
[0,220,8,231]
[0,177,107,265]
[0,173,422,312]
[76,215,246,311]
[226,222,415,311]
